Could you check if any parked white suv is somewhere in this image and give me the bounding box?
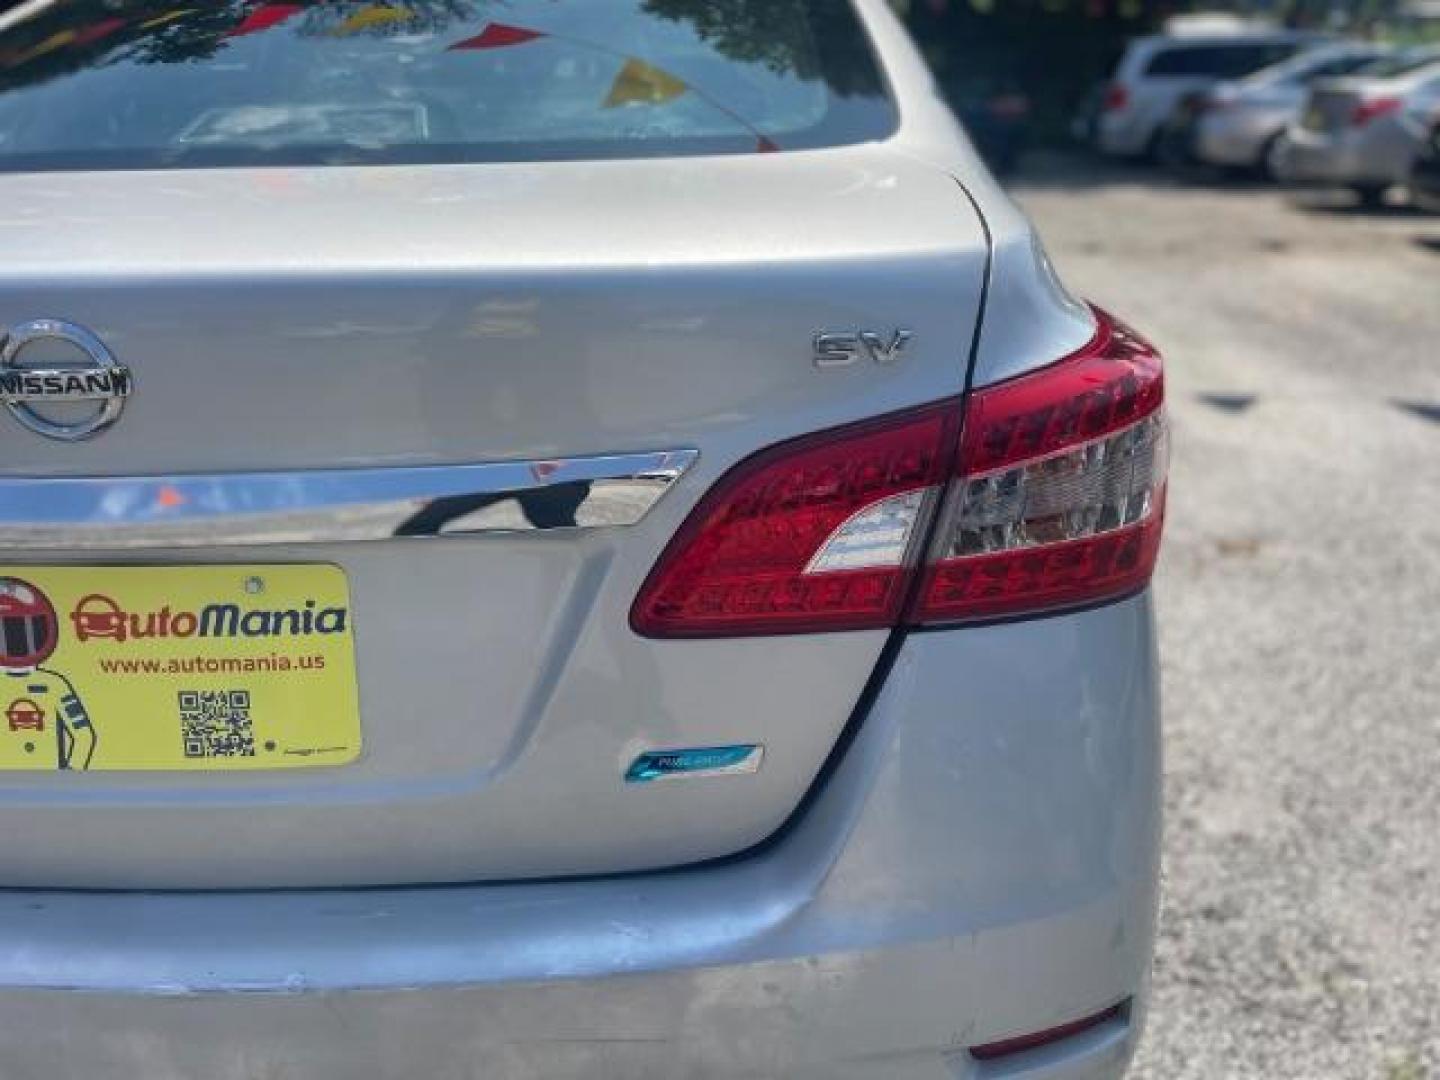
[1096,32,1329,158]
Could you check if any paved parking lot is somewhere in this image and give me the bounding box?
[1014,156,1440,1080]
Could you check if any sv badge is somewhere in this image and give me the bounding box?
[812,329,914,369]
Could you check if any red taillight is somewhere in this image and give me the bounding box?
[988,93,1032,121]
[630,402,960,638]
[1103,83,1130,113]
[1351,96,1402,127]
[632,309,1167,639]
[912,310,1167,625]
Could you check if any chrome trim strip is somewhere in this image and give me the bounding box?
[0,451,697,550]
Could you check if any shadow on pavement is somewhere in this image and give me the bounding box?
[1197,393,1258,415]
[1005,150,1184,193]
[1163,164,1277,193]
[1414,237,1440,255]
[1008,151,1282,197]
[1290,193,1432,219]
[1393,400,1440,425]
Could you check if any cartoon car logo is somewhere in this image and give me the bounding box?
[70,593,128,643]
[5,699,45,733]
[0,577,58,669]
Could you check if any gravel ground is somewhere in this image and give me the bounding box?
[1014,157,1440,1080]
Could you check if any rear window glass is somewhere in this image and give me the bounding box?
[1309,55,1385,79]
[1145,42,1304,79]
[1273,52,1384,83]
[1356,53,1440,79]
[0,0,896,172]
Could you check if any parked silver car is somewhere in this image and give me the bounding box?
[1409,107,1440,211]
[0,2,1168,1078]
[1193,43,1394,177]
[1277,49,1440,204]
[1095,30,1328,158]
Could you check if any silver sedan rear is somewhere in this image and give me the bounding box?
[1193,43,1392,176]
[1276,52,1440,201]
[0,2,1166,1077]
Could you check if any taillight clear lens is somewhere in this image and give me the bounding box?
[912,310,1167,624]
[630,403,959,638]
[632,308,1166,638]
[948,415,1166,554]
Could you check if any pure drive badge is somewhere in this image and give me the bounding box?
[0,319,134,441]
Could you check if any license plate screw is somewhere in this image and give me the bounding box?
[244,575,266,595]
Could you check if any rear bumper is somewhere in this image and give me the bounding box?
[0,595,1162,1079]
[1277,123,1416,187]
[1095,113,1154,157]
[1194,109,1284,168]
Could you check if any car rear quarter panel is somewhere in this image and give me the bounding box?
[854,0,1098,390]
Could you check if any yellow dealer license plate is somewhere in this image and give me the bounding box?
[0,565,361,772]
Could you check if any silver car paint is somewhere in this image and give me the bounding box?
[0,151,987,477]
[0,0,1160,1073]
[866,9,1096,385]
[1194,97,1296,168]
[0,593,1160,1079]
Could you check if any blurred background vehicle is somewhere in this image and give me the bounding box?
[1276,48,1440,204]
[1410,107,1440,208]
[944,72,1033,175]
[1071,79,1108,146]
[1093,30,1328,160]
[1400,69,1440,204]
[1188,43,1395,177]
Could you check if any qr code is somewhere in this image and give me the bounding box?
[179,690,256,759]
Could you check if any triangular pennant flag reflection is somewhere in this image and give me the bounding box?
[331,4,411,35]
[603,58,688,108]
[13,29,76,65]
[450,22,546,50]
[228,3,303,37]
[141,9,199,30]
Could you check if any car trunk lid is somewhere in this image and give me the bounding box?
[0,148,989,888]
